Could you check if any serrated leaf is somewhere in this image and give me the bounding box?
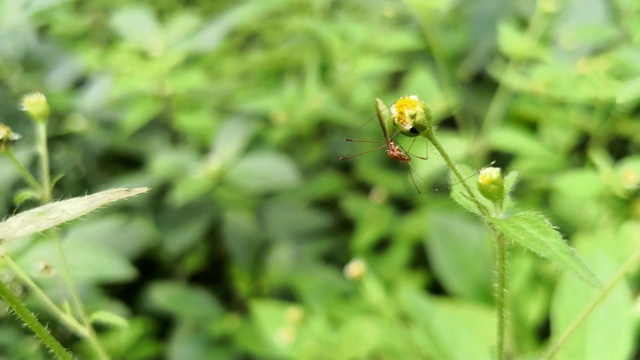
[448,165,490,216]
[491,212,601,288]
[450,187,481,215]
[0,187,149,244]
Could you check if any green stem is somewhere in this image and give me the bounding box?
[4,149,45,195]
[35,122,51,203]
[495,232,508,360]
[425,130,508,358]
[2,256,87,337]
[0,278,72,360]
[51,232,110,360]
[541,247,640,359]
[425,131,491,219]
[33,122,109,359]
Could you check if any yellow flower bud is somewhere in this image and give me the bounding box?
[477,167,504,204]
[20,92,50,123]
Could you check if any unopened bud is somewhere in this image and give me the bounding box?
[343,258,367,281]
[20,92,50,123]
[477,167,504,204]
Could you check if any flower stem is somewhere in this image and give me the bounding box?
[495,232,508,360]
[32,122,109,359]
[424,131,491,219]
[52,231,110,360]
[4,149,45,196]
[424,130,508,358]
[2,255,87,337]
[0,278,72,360]
[35,122,51,203]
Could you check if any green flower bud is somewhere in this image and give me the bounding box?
[390,95,432,137]
[0,123,22,152]
[20,92,50,123]
[477,167,504,204]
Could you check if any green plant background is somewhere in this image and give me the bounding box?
[1,0,639,359]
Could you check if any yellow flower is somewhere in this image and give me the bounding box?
[389,95,432,137]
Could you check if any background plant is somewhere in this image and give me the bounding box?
[0,0,639,359]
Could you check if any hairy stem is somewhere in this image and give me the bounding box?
[35,122,51,203]
[495,232,508,359]
[0,279,72,360]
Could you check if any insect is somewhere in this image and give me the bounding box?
[340,98,429,192]
[341,96,485,192]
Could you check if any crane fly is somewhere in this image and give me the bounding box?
[340,97,485,192]
[340,99,428,192]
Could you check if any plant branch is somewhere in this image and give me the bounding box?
[0,278,72,360]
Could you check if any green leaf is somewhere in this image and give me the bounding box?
[17,240,138,283]
[502,171,519,212]
[340,194,394,252]
[109,5,163,53]
[144,281,223,322]
[120,96,163,136]
[90,311,129,329]
[210,117,260,168]
[0,188,149,244]
[497,20,547,61]
[489,126,559,160]
[426,211,493,303]
[616,76,640,105]
[226,151,301,192]
[550,251,633,360]
[13,188,40,206]
[491,212,601,288]
[398,286,494,359]
[448,165,491,216]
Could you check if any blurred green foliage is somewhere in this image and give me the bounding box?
[0,0,639,358]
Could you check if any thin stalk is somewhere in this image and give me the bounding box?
[425,130,508,358]
[425,130,491,219]
[35,122,51,203]
[4,149,45,195]
[33,123,109,359]
[51,231,110,360]
[0,279,72,360]
[2,255,87,337]
[494,232,508,360]
[542,247,640,359]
